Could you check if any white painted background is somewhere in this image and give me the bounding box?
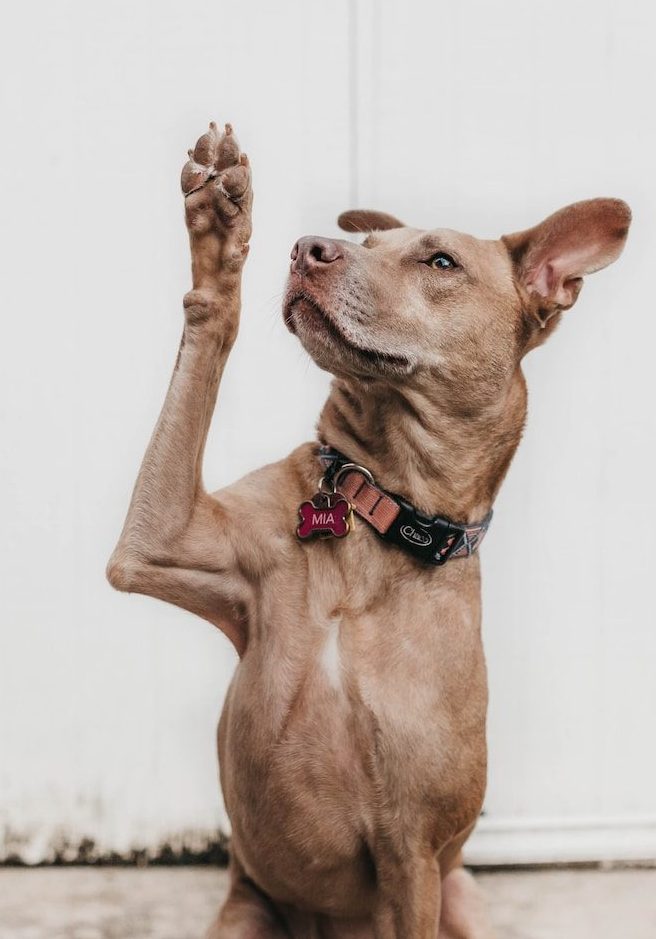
[1,0,654,865]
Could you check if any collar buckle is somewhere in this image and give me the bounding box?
[384,496,459,566]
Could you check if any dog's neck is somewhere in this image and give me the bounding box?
[317,371,527,523]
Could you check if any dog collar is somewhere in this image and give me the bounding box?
[315,445,493,566]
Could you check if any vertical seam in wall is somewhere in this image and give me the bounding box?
[371,0,380,205]
[348,0,359,209]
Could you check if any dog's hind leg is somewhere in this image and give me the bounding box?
[438,866,495,939]
[372,853,441,939]
[206,861,290,939]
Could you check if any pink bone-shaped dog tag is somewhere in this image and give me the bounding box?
[297,496,351,540]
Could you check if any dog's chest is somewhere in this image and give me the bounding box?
[254,530,487,756]
[223,536,487,890]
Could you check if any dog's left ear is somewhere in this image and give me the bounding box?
[338,209,405,233]
[502,198,631,337]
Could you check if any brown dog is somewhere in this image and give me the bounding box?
[108,122,630,938]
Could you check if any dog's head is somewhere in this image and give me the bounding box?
[283,199,630,407]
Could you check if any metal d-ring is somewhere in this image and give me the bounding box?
[317,475,334,495]
[332,462,375,493]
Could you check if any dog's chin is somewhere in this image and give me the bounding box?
[283,294,413,379]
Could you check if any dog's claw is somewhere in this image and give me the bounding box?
[191,123,219,167]
[215,128,240,172]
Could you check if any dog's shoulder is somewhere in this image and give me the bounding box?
[207,442,316,578]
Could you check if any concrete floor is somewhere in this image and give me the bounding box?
[0,867,655,939]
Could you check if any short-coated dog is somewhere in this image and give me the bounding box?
[108,121,630,938]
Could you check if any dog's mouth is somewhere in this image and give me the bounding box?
[284,291,412,376]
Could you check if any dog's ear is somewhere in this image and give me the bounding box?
[338,209,405,233]
[502,198,631,340]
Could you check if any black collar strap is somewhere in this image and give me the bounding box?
[319,446,493,566]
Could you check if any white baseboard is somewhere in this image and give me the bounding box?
[4,814,656,867]
[464,815,656,867]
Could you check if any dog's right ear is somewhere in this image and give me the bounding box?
[338,209,405,233]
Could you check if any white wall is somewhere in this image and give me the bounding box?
[1,0,654,865]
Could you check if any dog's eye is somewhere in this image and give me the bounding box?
[426,252,458,270]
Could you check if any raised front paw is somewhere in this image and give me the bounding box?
[181,121,252,250]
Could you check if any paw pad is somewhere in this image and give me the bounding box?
[181,121,244,197]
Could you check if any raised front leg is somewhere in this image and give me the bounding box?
[107,122,253,653]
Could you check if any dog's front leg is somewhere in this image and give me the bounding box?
[107,123,253,653]
[373,854,441,939]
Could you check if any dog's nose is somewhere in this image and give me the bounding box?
[290,236,343,274]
